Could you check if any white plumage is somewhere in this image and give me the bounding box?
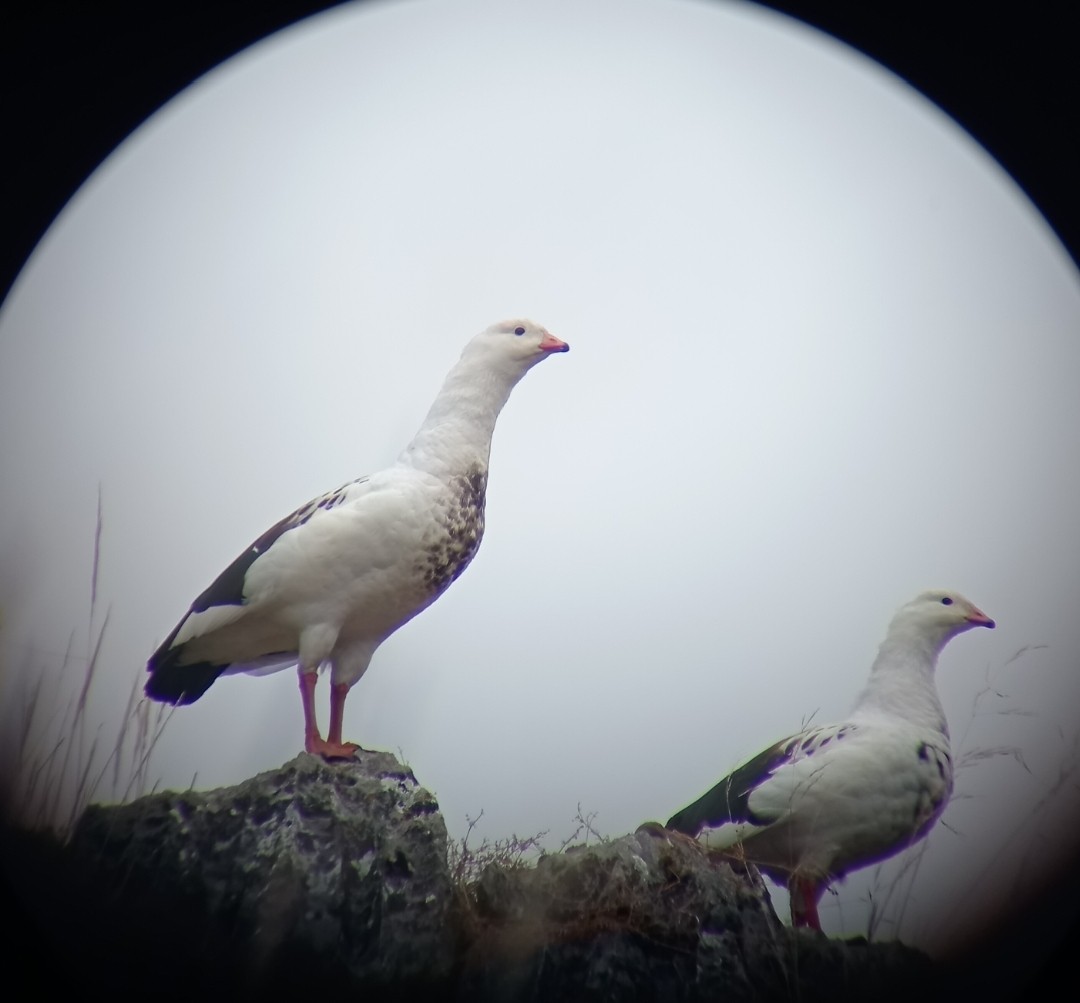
[666,588,995,929]
[146,319,568,757]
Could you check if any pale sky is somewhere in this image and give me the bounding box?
[2,0,1079,970]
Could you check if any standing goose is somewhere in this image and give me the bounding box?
[146,319,569,758]
[665,588,995,930]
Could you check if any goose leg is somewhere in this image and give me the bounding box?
[327,681,360,757]
[789,876,824,930]
[298,668,358,759]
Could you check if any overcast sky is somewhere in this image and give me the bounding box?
[2,0,1078,973]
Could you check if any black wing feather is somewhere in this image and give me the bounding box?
[144,657,226,705]
[666,723,859,836]
[144,477,365,704]
[666,738,797,836]
[190,477,364,613]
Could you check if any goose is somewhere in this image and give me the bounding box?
[146,319,568,758]
[666,588,994,929]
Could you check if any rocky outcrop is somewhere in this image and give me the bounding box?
[456,824,935,1003]
[66,751,456,998]
[4,751,947,1002]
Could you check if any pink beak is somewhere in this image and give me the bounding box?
[539,331,570,353]
[966,606,996,629]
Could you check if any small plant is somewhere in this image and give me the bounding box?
[558,803,608,851]
[447,809,549,886]
[447,802,611,889]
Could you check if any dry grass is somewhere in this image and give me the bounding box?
[1,494,172,838]
[448,802,609,887]
[448,808,549,886]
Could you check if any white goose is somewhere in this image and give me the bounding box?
[666,588,995,930]
[146,319,569,758]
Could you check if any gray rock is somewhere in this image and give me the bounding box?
[67,751,456,999]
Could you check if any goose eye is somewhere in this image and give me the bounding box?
[514,326,525,336]
[940,597,953,606]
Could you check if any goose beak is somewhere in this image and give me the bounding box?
[539,332,570,353]
[966,606,995,629]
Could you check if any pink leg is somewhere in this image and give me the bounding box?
[327,682,360,755]
[297,668,359,759]
[789,876,824,930]
[299,668,322,753]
